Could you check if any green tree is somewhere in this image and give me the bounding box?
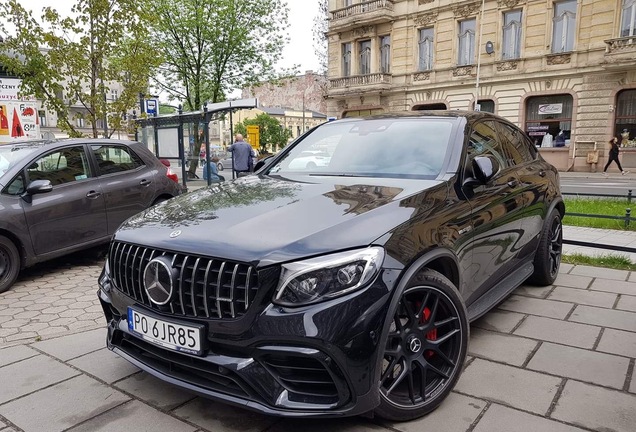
[313,0,328,73]
[0,0,159,138]
[149,0,294,110]
[235,113,292,153]
[147,0,295,175]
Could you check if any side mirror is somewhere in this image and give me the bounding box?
[461,156,499,192]
[472,156,499,184]
[254,155,274,172]
[21,180,53,203]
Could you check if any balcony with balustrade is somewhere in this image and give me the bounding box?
[602,36,636,70]
[330,0,395,32]
[328,73,392,96]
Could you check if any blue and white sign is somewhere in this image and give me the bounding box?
[145,99,158,116]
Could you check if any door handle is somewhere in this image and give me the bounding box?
[507,180,518,188]
[86,191,101,199]
[139,179,152,186]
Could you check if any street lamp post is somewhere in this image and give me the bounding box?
[474,0,487,111]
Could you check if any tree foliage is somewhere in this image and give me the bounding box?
[313,0,328,73]
[148,0,295,111]
[234,113,292,153]
[0,0,159,138]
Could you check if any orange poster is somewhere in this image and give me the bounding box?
[0,105,9,136]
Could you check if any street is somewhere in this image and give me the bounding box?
[560,176,634,196]
[1,248,636,432]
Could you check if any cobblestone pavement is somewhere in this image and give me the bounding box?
[1,256,635,432]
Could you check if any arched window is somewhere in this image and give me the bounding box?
[525,94,573,147]
[615,89,636,146]
[412,103,448,110]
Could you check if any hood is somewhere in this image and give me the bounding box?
[114,175,445,266]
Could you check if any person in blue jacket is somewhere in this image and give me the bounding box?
[202,157,224,182]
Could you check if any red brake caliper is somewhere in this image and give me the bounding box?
[417,303,437,358]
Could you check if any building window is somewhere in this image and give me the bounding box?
[502,10,522,60]
[475,99,495,113]
[622,0,636,37]
[458,19,476,66]
[380,36,391,74]
[76,117,85,128]
[525,94,573,147]
[342,108,384,118]
[342,43,352,76]
[38,110,47,127]
[418,28,434,71]
[412,103,447,110]
[344,0,353,6]
[359,40,371,75]
[552,1,577,53]
[297,126,301,137]
[615,89,636,146]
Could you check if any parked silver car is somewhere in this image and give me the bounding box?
[0,138,182,293]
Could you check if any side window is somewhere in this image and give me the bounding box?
[27,146,90,186]
[467,121,508,170]
[496,122,532,166]
[91,145,143,175]
[3,174,25,195]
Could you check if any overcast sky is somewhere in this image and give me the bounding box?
[21,0,321,73]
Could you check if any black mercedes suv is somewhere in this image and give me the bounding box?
[98,111,563,421]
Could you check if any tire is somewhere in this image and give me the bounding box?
[0,235,20,294]
[527,209,562,286]
[374,269,469,421]
[217,163,224,171]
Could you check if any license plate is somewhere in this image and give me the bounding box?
[127,307,203,355]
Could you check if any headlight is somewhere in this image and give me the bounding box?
[273,247,385,306]
[98,258,111,292]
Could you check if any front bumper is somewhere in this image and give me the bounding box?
[98,268,400,418]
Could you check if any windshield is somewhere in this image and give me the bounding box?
[0,145,40,178]
[267,118,455,179]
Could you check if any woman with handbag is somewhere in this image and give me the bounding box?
[602,136,629,176]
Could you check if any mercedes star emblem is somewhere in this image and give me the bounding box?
[143,257,175,305]
[409,337,422,354]
[169,230,182,238]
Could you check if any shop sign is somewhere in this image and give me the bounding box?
[527,125,549,131]
[538,104,562,115]
[0,78,36,101]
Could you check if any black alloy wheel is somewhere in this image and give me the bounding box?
[528,209,562,286]
[0,235,20,294]
[375,269,468,421]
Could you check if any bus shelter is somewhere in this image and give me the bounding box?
[134,98,257,189]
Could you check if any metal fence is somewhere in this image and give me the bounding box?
[562,189,636,255]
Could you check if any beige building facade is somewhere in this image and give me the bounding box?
[326,0,636,171]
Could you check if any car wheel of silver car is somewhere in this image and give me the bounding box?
[375,268,468,421]
[0,235,20,294]
[528,209,563,286]
[217,163,224,171]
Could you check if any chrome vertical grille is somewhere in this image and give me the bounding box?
[109,241,259,319]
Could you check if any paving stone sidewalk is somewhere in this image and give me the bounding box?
[1,258,635,432]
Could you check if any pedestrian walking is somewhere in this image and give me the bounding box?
[602,136,629,176]
[228,134,253,177]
